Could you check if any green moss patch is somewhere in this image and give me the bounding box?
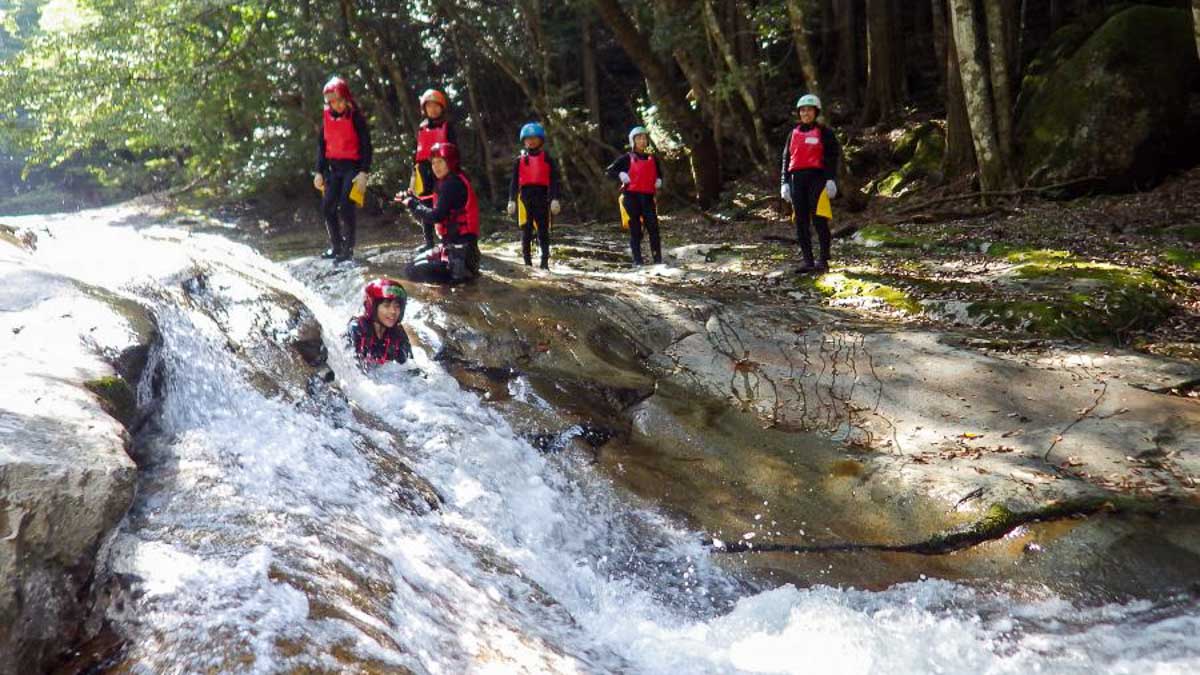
[879,123,946,197]
[854,225,927,249]
[1164,248,1200,272]
[813,272,922,315]
[84,375,137,429]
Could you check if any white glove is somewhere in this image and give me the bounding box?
[825,179,837,199]
[619,171,630,185]
[655,178,663,189]
[353,171,368,192]
[506,200,516,215]
[780,184,791,203]
[313,173,325,191]
[550,199,561,215]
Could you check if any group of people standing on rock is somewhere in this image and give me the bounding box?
[316,77,841,364]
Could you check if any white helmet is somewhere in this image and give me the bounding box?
[795,94,822,110]
[628,125,650,148]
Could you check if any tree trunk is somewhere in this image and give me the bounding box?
[592,0,722,206]
[1194,0,1200,63]
[943,5,976,177]
[949,0,1011,191]
[702,0,772,168]
[1049,0,1063,33]
[835,0,864,105]
[861,0,902,124]
[982,0,1015,171]
[786,0,822,93]
[931,0,948,99]
[447,23,499,203]
[581,12,603,136]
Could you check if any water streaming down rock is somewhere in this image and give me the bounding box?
[12,204,1200,674]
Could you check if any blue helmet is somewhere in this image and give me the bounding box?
[519,122,545,141]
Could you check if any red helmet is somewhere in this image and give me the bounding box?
[323,76,356,109]
[429,142,461,172]
[363,278,407,319]
[419,89,448,110]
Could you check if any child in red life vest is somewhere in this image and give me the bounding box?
[411,89,458,250]
[505,123,560,270]
[780,94,841,274]
[606,126,664,266]
[399,142,482,284]
[347,278,413,365]
[314,76,372,262]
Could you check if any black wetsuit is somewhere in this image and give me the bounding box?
[316,108,372,256]
[347,316,412,364]
[780,123,840,265]
[508,150,560,267]
[405,173,481,283]
[606,152,663,265]
[414,118,457,248]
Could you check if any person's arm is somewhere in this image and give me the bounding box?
[346,318,364,355]
[509,158,520,202]
[445,120,458,144]
[354,109,373,173]
[822,127,840,181]
[605,154,630,181]
[392,328,413,363]
[316,126,327,175]
[408,175,466,228]
[547,154,560,200]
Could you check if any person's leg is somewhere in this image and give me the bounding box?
[801,174,827,270]
[623,194,644,265]
[521,221,534,266]
[790,174,816,270]
[537,215,551,269]
[417,162,437,249]
[321,173,343,257]
[643,195,662,264]
[337,171,357,260]
[528,200,550,269]
[814,216,832,270]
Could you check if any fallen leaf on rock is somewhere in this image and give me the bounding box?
[960,432,984,440]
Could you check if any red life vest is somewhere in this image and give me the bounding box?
[434,173,480,239]
[518,151,550,187]
[415,121,449,162]
[787,125,824,172]
[324,108,361,161]
[626,153,658,194]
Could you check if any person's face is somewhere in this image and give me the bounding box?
[798,106,818,124]
[375,299,402,328]
[424,101,444,119]
[633,134,648,152]
[523,136,542,151]
[431,156,450,178]
[325,93,348,114]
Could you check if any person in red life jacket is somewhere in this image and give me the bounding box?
[398,142,482,283]
[411,89,458,250]
[314,76,372,263]
[606,126,664,267]
[506,122,560,270]
[347,278,413,365]
[780,93,841,274]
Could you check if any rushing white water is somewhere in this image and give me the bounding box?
[13,204,1200,674]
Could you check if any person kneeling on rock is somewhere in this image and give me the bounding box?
[348,278,413,365]
[397,142,482,283]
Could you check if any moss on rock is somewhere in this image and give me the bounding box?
[84,376,138,429]
[879,123,946,197]
[813,272,922,315]
[1164,248,1200,272]
[853,225,927,249]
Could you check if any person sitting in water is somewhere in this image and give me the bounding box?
[347,278,413,365]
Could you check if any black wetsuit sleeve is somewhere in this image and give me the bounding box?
[445,120,458,145]
[548,154,560,200]
[393,329,413,363]
[821,127,840,181]
[605,154,631,181]
[780,132,791,185]
[347,318,364,355]
[316,125,327,175]
[408,175,467,229]
[509,158,520,202]
[354,109,373,173]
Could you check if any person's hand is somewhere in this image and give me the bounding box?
[780,184,791,203]
[618,171,630,185]
[353,172,369,192]
[550,199,561,215]
[825,179,837,199]
[506,200,516,216]
[313,174,325,191]
[655,178,662,190]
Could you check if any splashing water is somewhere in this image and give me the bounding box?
[12,204,1200,674]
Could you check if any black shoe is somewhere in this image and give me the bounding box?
[321,247,339,259]
[795,262,817,274]
[523,257,533,267]
[336,249,353,263]
[632,260,644,268]
[539,259,549,270]
[815,260,829,272]
[652,255,663,264]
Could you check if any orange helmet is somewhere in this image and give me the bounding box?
[419,89,448,110]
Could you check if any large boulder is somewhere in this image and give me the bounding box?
[0,239,154,674]
[1016,6,1200,190]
